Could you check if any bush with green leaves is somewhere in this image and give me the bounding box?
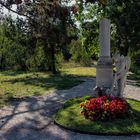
[130,50,140,73]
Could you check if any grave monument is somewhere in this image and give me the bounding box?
[94,18,131,97]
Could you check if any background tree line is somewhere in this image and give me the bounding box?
[0,0,140,73]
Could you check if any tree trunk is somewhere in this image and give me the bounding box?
[51,45,57,74]
[45,42,56,74]
[0,54,5,70]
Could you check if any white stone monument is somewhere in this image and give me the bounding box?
[96,18,113,90]
[94,18,131,97]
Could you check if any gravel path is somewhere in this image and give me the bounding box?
[0,78,140,140]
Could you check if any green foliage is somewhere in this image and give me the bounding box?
[81,21,99,60]
[26,46,46,71]
[69,39,91,66]
[130,50,140,73]
[0,1,75,73]
[1,0,140,73]
[70,1,100,65]
[70,39,82,62]
[0,17,48,71]
[69,21,100,66]
[75,0,140,67]
[131,50,140,66]
[0,17,26,70]
[25,0,72,73]
[107,0,140,56]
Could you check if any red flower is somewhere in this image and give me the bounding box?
[80,96,129,121]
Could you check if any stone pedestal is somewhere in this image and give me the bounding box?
[96,18,113,89]
[96,64,113,88]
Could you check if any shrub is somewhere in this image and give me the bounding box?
[130,50,140,73]
[80,96,130,121]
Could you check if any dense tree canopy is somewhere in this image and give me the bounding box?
[107,0,140,56]
[0,0,79,73]
[0,0,140,72]
[74,0,140,56]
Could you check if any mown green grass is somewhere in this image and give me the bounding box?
[0,66,96,107]
[55,97,140,134]
[1,65,139,109]
[61,67,96,77]
[0,71,84,107]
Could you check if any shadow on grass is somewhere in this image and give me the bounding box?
[0,83,95,140]
[61,72,96,79]
[2,74,83,91]
[0,70,27,76]
[0,71,87,108]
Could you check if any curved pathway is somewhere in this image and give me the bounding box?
[0,78,140,140]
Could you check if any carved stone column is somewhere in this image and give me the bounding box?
[96,18,113,89]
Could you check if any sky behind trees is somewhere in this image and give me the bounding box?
[2,0,76,18]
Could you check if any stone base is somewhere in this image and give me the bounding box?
[96,62,113,89]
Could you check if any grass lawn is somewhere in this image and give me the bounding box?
[61,67,96,77]
[0,66,96,107]
[54,96,140,135]
[0,71,82,107]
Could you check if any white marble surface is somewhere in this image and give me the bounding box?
[99,18,110,57]
[96,18,113,89]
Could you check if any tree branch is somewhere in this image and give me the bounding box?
[0,1,30,18]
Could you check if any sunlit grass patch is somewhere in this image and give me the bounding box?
[0,71,83,107]
[0,66,96,107]
[61,67,96,77]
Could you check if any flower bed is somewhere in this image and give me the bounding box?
[80,96,130,121]
[54,97,140,135]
